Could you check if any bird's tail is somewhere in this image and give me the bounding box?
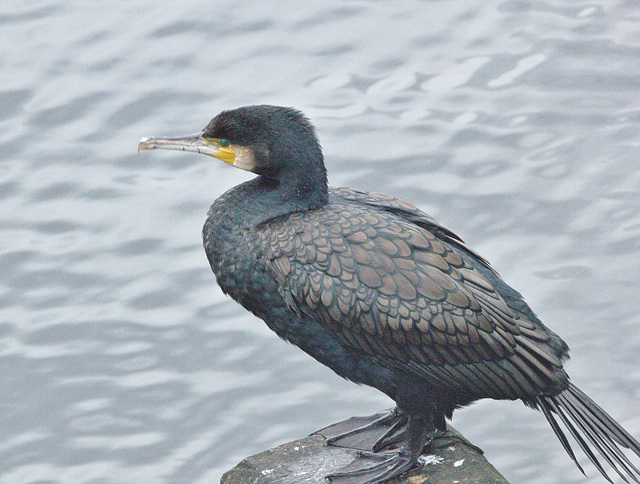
[536,382,640,483]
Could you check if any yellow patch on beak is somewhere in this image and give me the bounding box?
[211,142,236,165]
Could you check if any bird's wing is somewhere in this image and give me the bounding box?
[258,200,565,400]
[330,187,568,330]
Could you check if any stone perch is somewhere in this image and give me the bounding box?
[221,414,510,484]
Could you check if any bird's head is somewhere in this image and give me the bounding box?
[138,105,324,180]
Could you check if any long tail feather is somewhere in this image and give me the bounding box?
[558,391,640,480]
[538,396,585,474]
[536,382,640,482]
[555,393,631,483]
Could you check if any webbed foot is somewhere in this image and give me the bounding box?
[315,408,407,452]
[326,449,416,484]
[322,413,435,484]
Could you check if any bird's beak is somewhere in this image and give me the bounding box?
[138,133,236,165]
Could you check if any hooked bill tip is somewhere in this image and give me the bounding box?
[137,137,154,153]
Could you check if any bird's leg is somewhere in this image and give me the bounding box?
[371,413,409,452]
[316,408,408,452]
[326,413,433,484]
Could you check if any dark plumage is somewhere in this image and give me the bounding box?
[139,105,640,483]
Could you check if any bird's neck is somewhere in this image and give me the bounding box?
[223,172,328,226]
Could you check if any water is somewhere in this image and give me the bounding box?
[1,1,640,483]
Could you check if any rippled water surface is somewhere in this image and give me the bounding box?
[2,1,640,483]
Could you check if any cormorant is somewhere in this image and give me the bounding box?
[139,105,640,483]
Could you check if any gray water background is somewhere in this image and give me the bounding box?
[2,1,640,483]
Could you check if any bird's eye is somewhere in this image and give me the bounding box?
[219,138,230,148]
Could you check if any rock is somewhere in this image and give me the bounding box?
[221,414,509,484]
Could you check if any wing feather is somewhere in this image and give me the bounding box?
[259,190,567,400]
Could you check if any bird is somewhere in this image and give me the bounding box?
[139,105,640,483]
